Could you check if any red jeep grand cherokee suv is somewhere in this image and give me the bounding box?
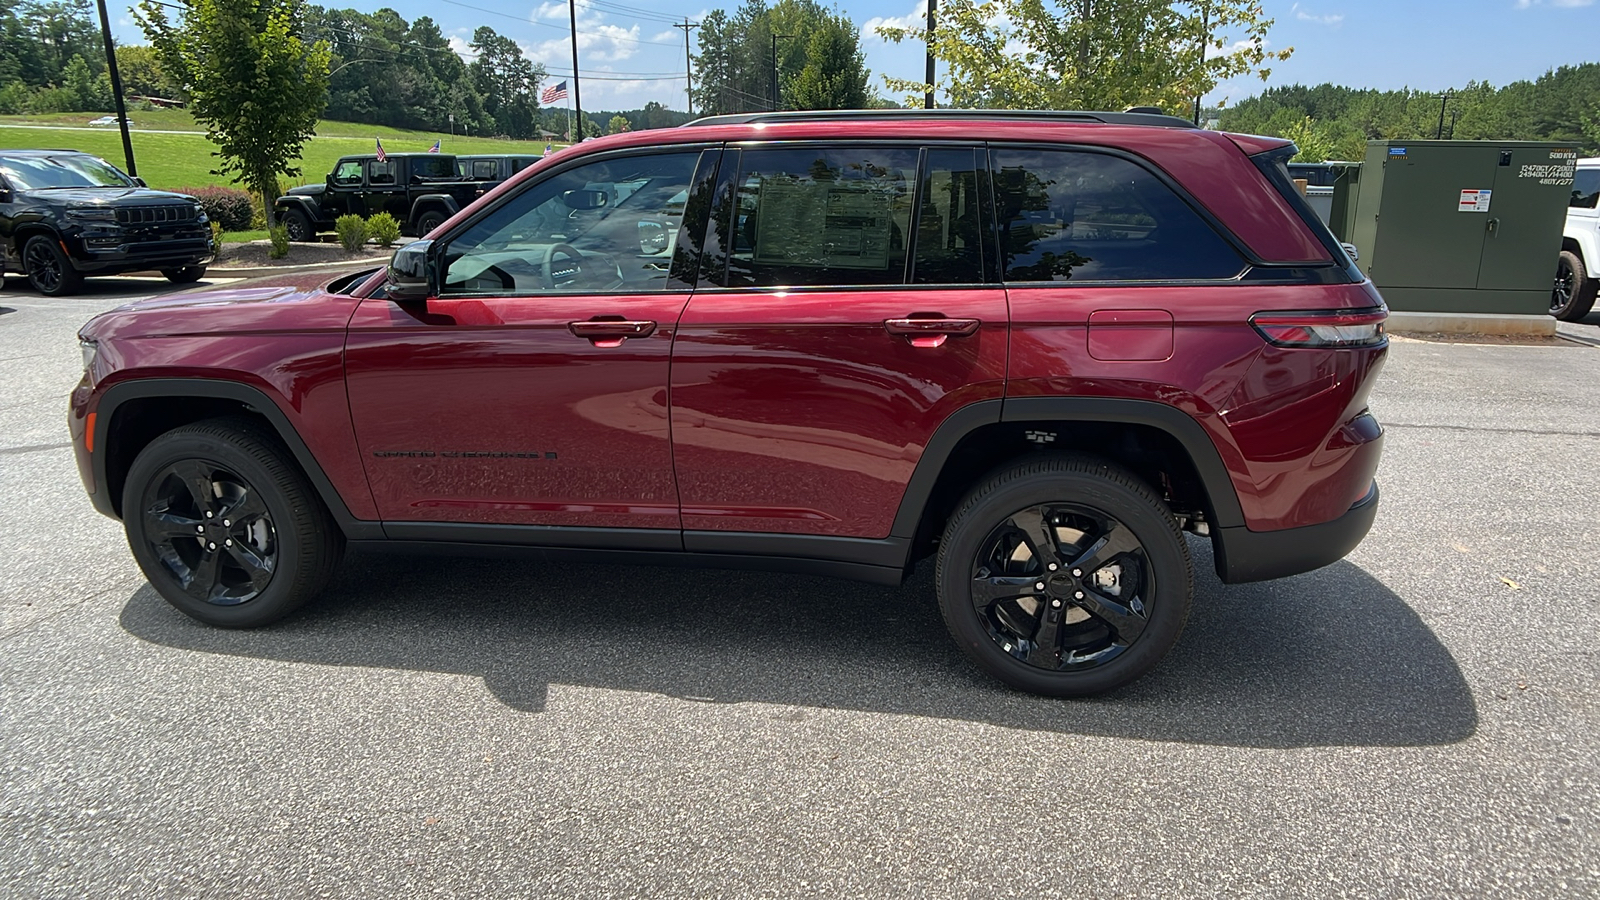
[70,110,1386,696]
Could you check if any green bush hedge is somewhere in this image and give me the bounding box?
[177,185,254,232]
[334,214,368,252]
[367,212,401,248]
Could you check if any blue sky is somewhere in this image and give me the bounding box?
[113,0,1598,112]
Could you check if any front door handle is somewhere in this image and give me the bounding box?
[568,318,657,348]
[884,315,981,348]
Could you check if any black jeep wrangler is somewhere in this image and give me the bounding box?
[0,149,214,296]
[275,153,513,241]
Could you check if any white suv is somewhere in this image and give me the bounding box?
[1554,158,1600,321]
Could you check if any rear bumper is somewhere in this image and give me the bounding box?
[1212,481,1379,583]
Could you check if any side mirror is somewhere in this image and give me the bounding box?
[637,220,669,255]
[133,176,147,188]
[0,188,11,203]
[562,189,609,210]
[386,239,434,303]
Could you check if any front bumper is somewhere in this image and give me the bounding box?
[65,229,214,274]
[1212,481,1380,583]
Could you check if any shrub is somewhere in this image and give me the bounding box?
[178,185,254,232]
[209,220,222,245]
[367,212,401,248]
[334,214,368,252]
[268,225,289,259]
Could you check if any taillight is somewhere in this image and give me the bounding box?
[1250,307,1387,348]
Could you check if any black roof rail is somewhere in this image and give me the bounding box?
[681,108,1197,129]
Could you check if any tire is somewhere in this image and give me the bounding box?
[22,234,83,296]
[935,454,1193,697]
[281,209,314,243]
[415,210,445,237]
[161,265,207,284]
[1552,250,1597,322]
[123,417,343,628]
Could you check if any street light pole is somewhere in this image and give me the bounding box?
[93,0,136,177]
[1434,91,1454,139]
[924,0,936,109]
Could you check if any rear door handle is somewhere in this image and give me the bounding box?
[568,318,657,347]
[884,315,981,348]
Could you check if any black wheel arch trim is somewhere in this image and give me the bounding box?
[274,195,323,225]
[409,195,461,223]
[888,396,1247,543]
[90,378,382,540]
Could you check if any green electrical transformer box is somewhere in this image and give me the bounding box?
[1345,140,1576,315]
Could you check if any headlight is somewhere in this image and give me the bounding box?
[193,204,208,223]
[66,205,116,222]
[80,340,98,382]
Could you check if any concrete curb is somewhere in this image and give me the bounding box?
[1387,311,1556,336]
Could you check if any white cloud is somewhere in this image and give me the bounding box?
[1291,3,1345,25]
[447,35,477,62]
[527,0,642,65]
[863,1,928,41]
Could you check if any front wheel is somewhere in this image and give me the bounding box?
[123,417,343,627]
[281,209,314,243]
[22,234,83,296]
[162,265,206,284]
[936,455,1193,697]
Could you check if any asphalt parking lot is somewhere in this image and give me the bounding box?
[2,276,1597,898]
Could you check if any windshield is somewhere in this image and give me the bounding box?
[0,154,135,190]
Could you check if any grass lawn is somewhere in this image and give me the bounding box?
[0,115,553,194]
[219,230,269,243]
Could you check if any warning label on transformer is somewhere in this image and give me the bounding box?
[1458,189,1492,212]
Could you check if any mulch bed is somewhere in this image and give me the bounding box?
[212,239,393,270]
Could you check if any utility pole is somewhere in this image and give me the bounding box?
[569,0,584,140]
[674,18,698,115]
[924,0,936,109]
[771,33,786,111]
[1193,3,1208,126]
[1434,91,1454,139]
[93,0,136,176]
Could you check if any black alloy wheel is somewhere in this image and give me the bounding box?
[139,459,279,607]
[1552,250,1596,321]
[282,210,313,242]
[937,456,1192,697]
[415,211,445,237]
[124,418,342,627]
[22,235,83,296]
[970,503,1153,672]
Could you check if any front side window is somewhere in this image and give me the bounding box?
[333,161,363,186]
[723,147,917,287]
[992,149,1245,282]
[440,151,698,296]
[1572,169,1600,209]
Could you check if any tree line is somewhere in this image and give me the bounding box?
[1219,64,1600,161]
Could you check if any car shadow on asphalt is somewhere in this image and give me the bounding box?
[117,539,1477,750]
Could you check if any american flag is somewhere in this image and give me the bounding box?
[375,137,386,162]
[541,81,568,104]
[428,139,441,153]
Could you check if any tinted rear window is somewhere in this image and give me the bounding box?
[991,149,1245,282]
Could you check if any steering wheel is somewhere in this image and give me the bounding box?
[541,243,582,290]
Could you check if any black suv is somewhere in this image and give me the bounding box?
[0,150,214,296]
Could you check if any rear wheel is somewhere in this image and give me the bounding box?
[123,418,343,627]
[936,455,1192,697]
[1552,250,1596,321]
[162,265,206,284]
[22,235,83,296]
[415,210,445,237]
